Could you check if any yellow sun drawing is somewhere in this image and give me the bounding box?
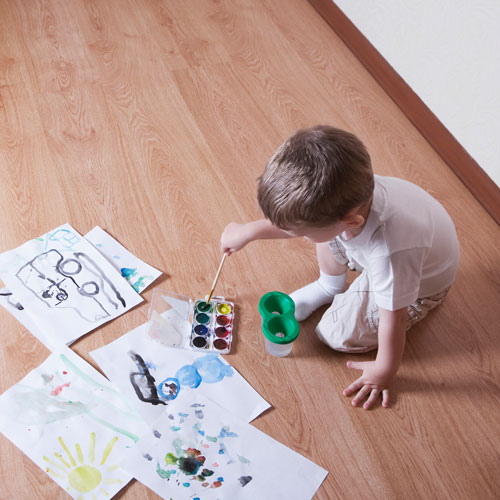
[42,432,123,499]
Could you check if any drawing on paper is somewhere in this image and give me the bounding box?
[0,348,149,500]
[10,353,142,443]
[16,250,126,322]
[128,352,234,406]
[0,290,24,310]
[120,267,154,293]
[142,402,253,494]
[85,226,161,294]
[44,433,122,498]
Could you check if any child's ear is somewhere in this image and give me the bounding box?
[342,213,365,228]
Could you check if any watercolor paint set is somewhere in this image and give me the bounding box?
[147,289,234,354]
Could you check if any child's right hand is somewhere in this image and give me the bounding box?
[220,222,253,255]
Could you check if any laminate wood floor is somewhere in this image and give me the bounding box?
[1,1,499,498]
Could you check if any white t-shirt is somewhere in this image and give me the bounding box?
[338,175,460,311]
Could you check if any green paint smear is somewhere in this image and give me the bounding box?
[206,436,217,442]
[60,354,123,396]
[156,462,175,479]
[59,354,140,442]
[173,438,183,457]
[237,454,251,464]
[170,426,181,432]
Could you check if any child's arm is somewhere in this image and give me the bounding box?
[343,306,407,410]
[221,219,294,254]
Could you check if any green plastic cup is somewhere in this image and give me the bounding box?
[258,291,299,357]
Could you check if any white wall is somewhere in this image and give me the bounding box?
[335,0,500,187]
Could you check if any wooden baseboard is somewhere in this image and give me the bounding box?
[308,0,500,226]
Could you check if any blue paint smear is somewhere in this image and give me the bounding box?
[192,422,205,436]
[157,378,180,401]
[121,267,137,279]
[175,365,202,389]
[192,355,234,383]
[219,426,238,439]
[156,354,234,403]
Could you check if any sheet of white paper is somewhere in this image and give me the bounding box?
[122,392,328,500]
[0,287,54,349]
[0,347,149,500]
[0,224,143,347]
[90,322,270,424]
[85,226,162,294]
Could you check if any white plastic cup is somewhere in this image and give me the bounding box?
[264,330,295,357]
[264,337,294,357]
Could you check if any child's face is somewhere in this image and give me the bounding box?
[282,222,346,243]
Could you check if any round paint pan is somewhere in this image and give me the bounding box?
[197,301,212,313]
[192,336,208,349]
[216,315,231,327]
[215,326,230,338]
[213,338,229,351]
[217,303,232,315]
[195,313,211,325]
[194,324,209,336]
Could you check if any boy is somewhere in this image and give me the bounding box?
[221,126,459,410]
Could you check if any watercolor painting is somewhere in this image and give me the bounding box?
[90,322,270,424]
[43,433,123,498]
[122,392,328,500]
[0,224,143,347]
[85,226,162,294]
[16,249,126,322]
[128,351,234,406]
[0,347,148,500]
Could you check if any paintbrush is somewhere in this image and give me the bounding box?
[206,253,227,304]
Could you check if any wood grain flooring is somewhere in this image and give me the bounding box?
[1,1,499,499]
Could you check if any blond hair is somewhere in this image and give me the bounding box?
[257,126,373,228]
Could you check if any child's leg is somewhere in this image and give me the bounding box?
[316,273,451,353]
[316,270,379,352]
[290,241,348,321]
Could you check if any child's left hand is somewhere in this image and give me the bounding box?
[343,360,394,409]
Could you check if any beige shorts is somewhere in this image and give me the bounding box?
[315,239,450,353]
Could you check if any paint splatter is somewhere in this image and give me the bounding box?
[192,422,205,437]
[195,409,204,419]
[178,448,205,475]
[156,462,175,479]
[153,430,161,439]
[144,453,153,461]
[237,454,251,464]
[239,476,253,487]
[120,268,137,279]
[50,382,71,396]
[218,426,238,439]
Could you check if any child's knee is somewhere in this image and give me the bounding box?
[315,312,378,353]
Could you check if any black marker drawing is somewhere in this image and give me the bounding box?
[15,249,127,322]
[128,351,167,406]
[0,291,24,310]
